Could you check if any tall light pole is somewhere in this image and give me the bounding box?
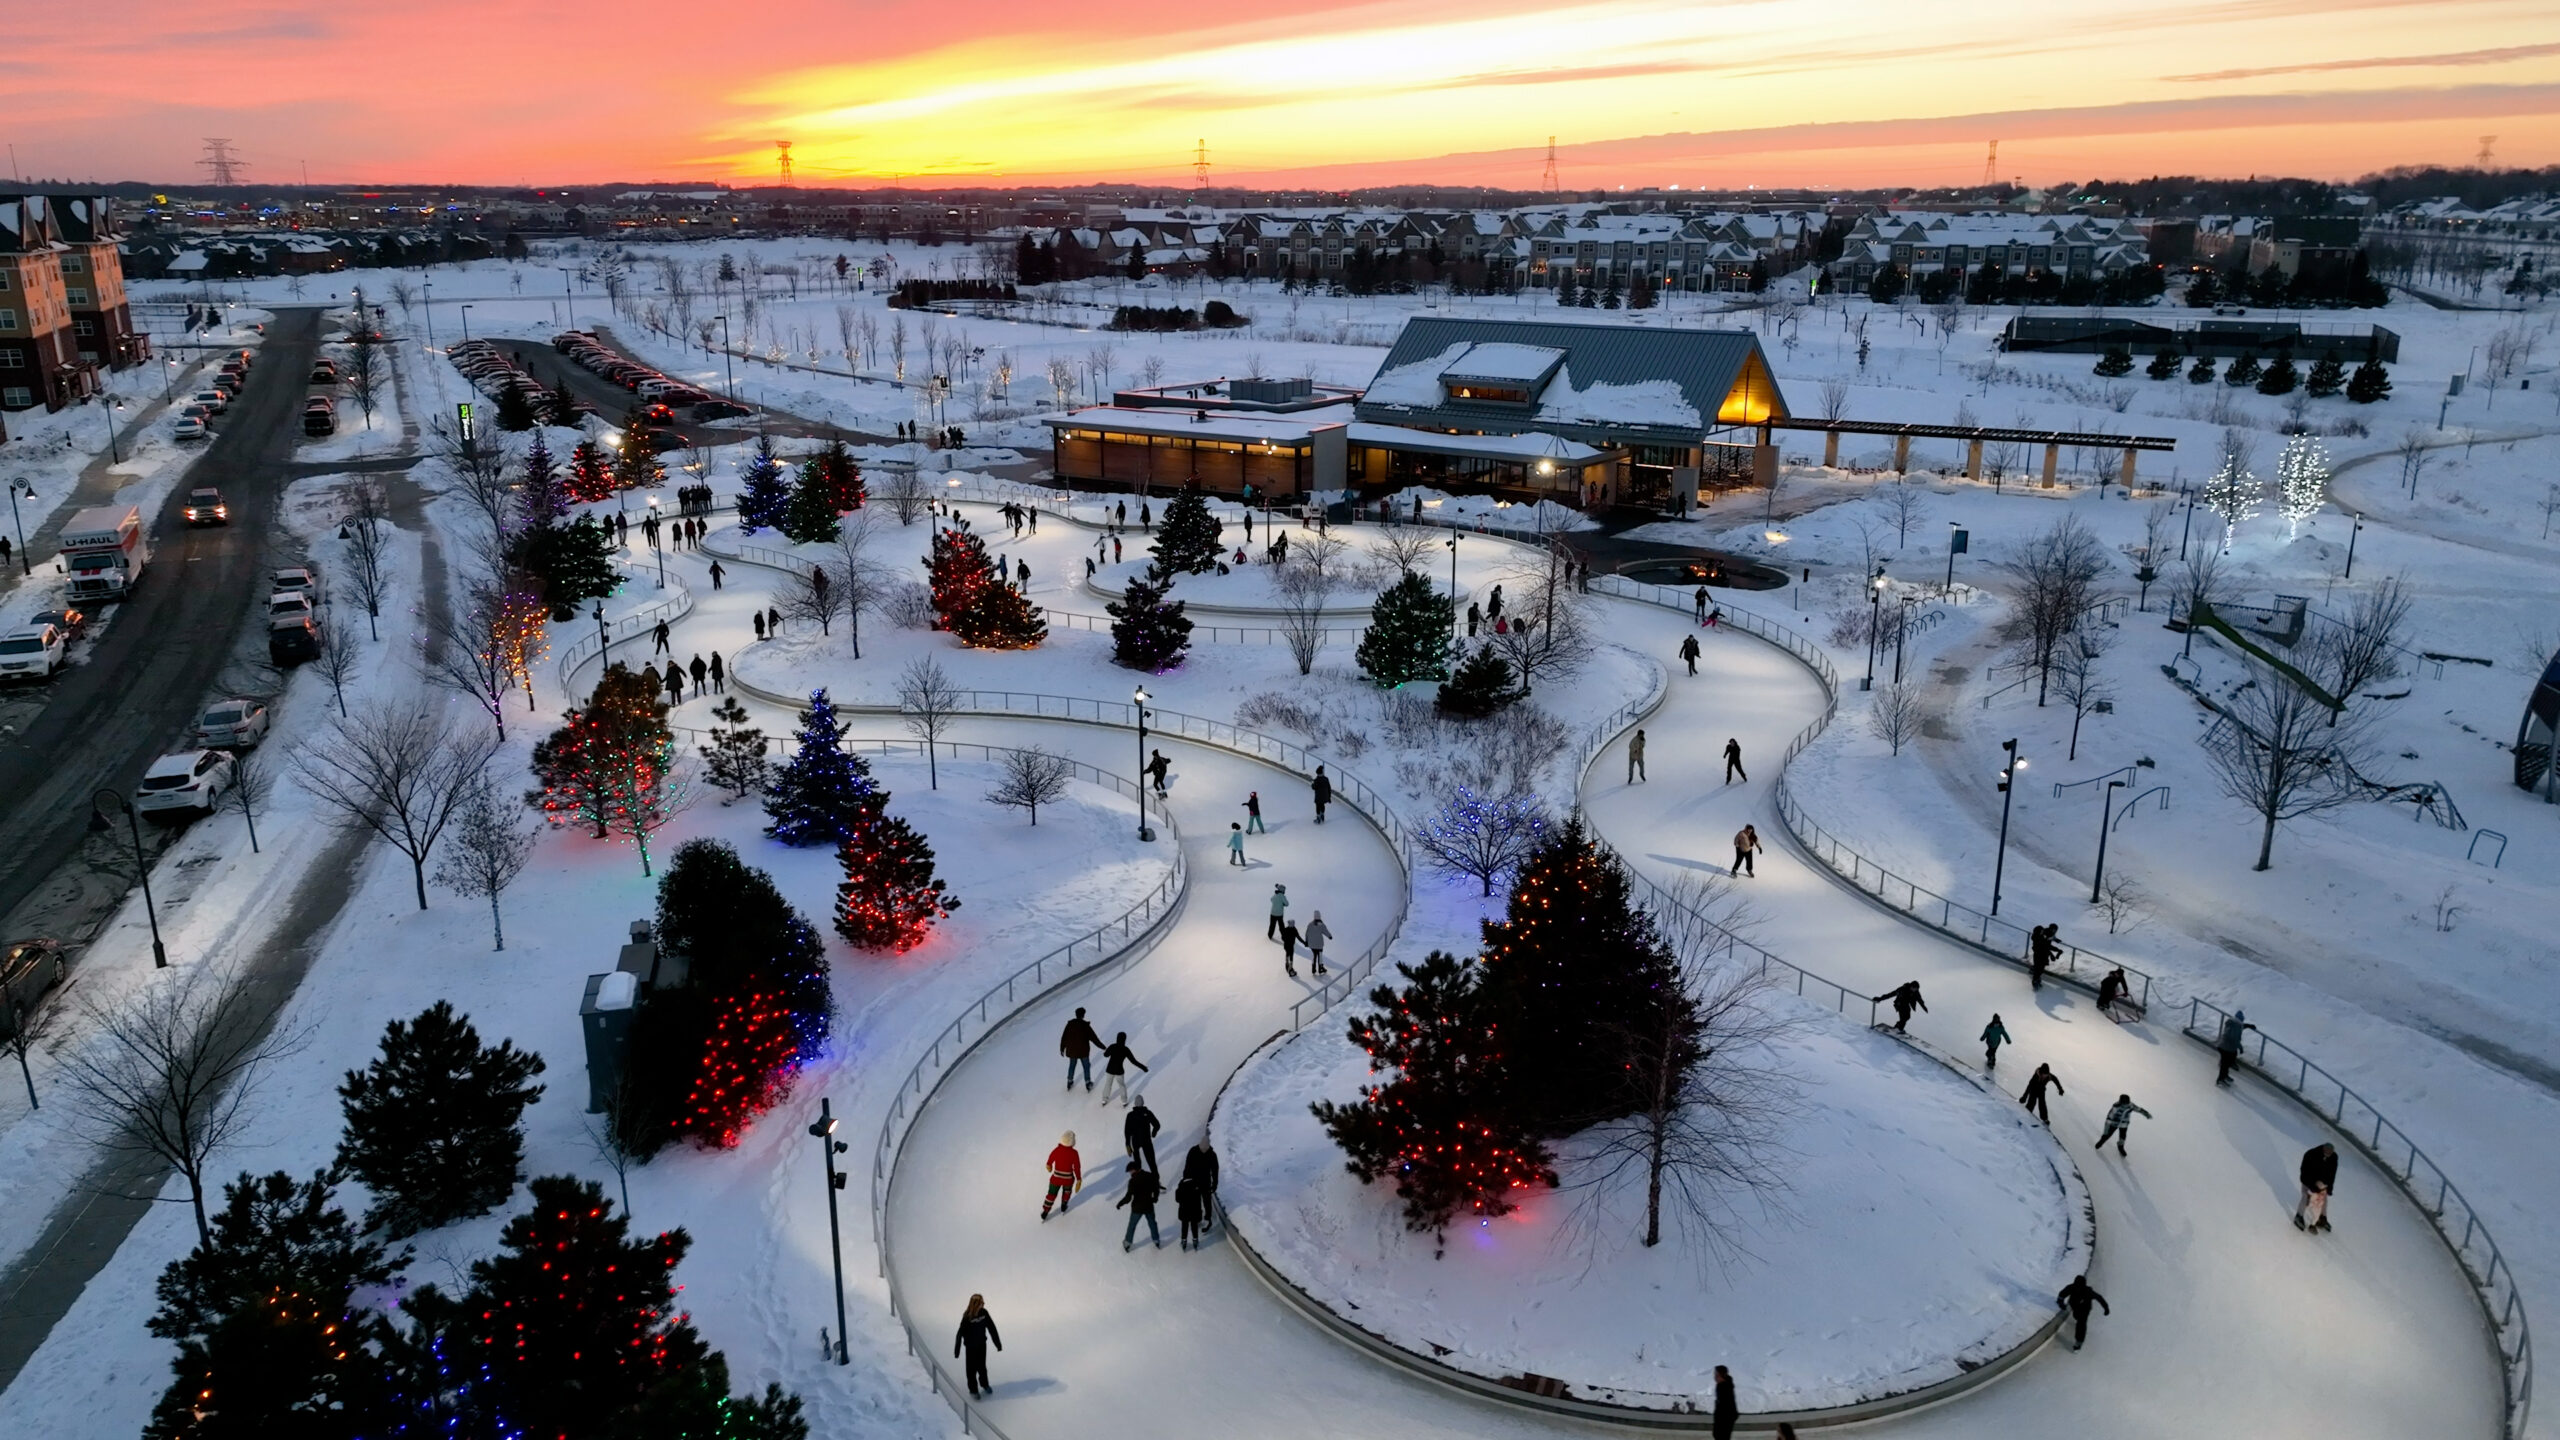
[1132,687,1156,842]
[459,303,474,342]
[591,601,610,669]
[807,1098,851,1366]
[91,791,169,968]
[714,315,737,404]
[97,391,125,464]
[1860,564,1886,691]
[2177,483,2198,562]
[420,280,435,352]
[7,481,34,575]
[2090,777,2129,904]
[563,268,578,327]
[647,496,665,588]
[1446,534,1460,629]
[1992,739,2024,916]
[1894,594,1916,685]
[2343,512,2364,579]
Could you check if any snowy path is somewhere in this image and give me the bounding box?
[1577,603,2503,1438]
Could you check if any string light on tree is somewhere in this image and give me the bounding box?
[2276,433,2332,537]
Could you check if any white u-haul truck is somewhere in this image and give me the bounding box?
[61,505,150,602]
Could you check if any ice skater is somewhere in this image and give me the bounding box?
[1124,1095,1160,1174]
[1099,1032,1149,1106]
[1228,823,1247,866]
[2214,1010,2257,1086]
[1732,824,1759,877]
[1280,918,1303,976]
[652,619,672,654]
[1242,791,1266,834]
[1175,1171,1208,1251]
[2295,1142,2338,1233]
[1311,765,1332,824]
[1060,1006,1103,1089]
[1875,980,1928,1032]
[2056,1275,2110,1350]
[1267,883,1289,939]
[1303,911,1332,976]
[2020,1063,2063,1123]
[1723,737,1746,784]
[2095,967,2131,1022]
[1117,1161,1164,1250]
[955,1295,1002,1398]
[1980,1013,2011,1069]
[1147,750,1171,794]
[1040,1131,1083,1219]
[1694,584,1711,624]
[2028,923,2057,990]
[2095,1094,2152,1157]
[1711,1365,1738,1440]
[1679,633,1701,676]
[1182,1141,1220,1231]
[1626,728,1647,783]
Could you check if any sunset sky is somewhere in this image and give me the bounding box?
[7,0,2557,189]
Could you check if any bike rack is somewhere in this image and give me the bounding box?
[2113,785,2172,830]
[2468,830,2508,869]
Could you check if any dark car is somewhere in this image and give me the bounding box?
[302,397,337,437]
[184,487,230,526]
[0,939,66,1036]
[269,615,322,665]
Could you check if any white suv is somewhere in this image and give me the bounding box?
[135,749,235,814]
[0,625,65,681]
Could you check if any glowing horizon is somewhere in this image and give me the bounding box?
[8,0,2557,190]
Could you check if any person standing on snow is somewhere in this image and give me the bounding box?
[1467,602,1482,638]
[1279,918,1303,976]
[1732,824,1760,877]
[1040,1132,1083,1219]
[2215,1010,2257,1087]
[2095,1094,2153,1157]
[1228,823,1247,867]
[1175,1172,1208,1251]
[1710,1364,1739,1440]
[1266,883,1289,940]
[1626,728,1647,784]
[1303,912,1332,976]
[1242,791,1266,834]
[2020,1063,2063,1123]
[1182,1141,1221,1231]
[1875,980,1928,1032]
[1724,737,1746,784]
[1310,765,1333,824]
[1059,1006,1104,1090]
[1679,633,1701,676]
[1124,1095,1160,1174]
[2296,1143,2338,1233]
[1099,1032,1149,1106]
[1117,1161,1164,1250]
[2056,1275,2110,1350]
[954,1295,1002,1398]
[1980,1014,2011,1069]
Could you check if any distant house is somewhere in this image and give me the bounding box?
[0,195,102,411]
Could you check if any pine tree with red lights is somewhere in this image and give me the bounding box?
[531,663,671,840]
[814,437,865,511]
[614,417,666,492]
[735,435,792,534]
[565,439,617,505]
[929,524,1047,649]
[1312,950,1555,1242]
[834,804,959,951]
[1474,817,1685,1134]
[398,1176,807,1440]
[779,454,845,544]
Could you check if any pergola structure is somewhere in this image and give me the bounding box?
[1771,418,2179,487]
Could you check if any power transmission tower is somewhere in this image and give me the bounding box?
[775,140,794,184]
[2477,134,2497,168]
[199,138,246,186]
[1981,140,1999,189]
[1193,139,1210,190]
[1541,136,1560,195]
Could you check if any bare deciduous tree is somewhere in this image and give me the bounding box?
[898,656,963,790]
[833,513,895,660]
[436,417,515,539]
[297,705,499,909]
[780,563,850,638]
[1484,577,1593,693]
[878,465,932,526]
[312,612,362,716]
[1274,560,1338,677]
[2203,659,2373,870]
[2095,871,2147,936]
[1866,682,1929,757]
[1879,477,1926,545]
[344,320,386,425]
[1817,379,1851,424]
[217,748,276,854]
[2311,573,2411,716]
[1997,515,2111,704]
[433,778,540,950]
[1371,520,1439,576]
[340,482,394,641]
[60,964,306,1244]
[2052,627,2115,761]
[986,746,1074,825]
[429,576,519,737]
[2396,428,2431,498]
[2168,548,2234,658]
[1414,785,1547,896]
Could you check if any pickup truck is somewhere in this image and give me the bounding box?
[60,505,149,601]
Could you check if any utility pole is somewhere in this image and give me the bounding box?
[807,1098,851,1365]
[1992,739,2023,916]
[2090,778,2129,904]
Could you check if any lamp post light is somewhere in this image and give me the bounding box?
[2177,482,2198,562]
[646,496,665,588]
[420,280,435,352]
[7,481,34,575]
[459,304,474,342]
[1860,564,1886,691]
[563,268,578,327]
[2090,777,2130,904]
[714,315,737,405]
[1446,534,1460,626]
[1132,687,1156,842]
[90,790,168,968]
[1894,594,1916,685]
[592,601,610,664]
[1992,739,2025,916]
[807,1098,851,1366]
[97,391,126,464]
[2343,511,2364,580]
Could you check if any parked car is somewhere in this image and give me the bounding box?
[188,389,229,415]
[271,564,321,598]
[31,606,85,640]
[267,591,315,627]
[183,487,230,525]
[310,360,340,384]
[269,615,322,666]
[0,939,67,1037]
[173,415,208,442]
[302,400,337,437]
[134,749,234,815]
[0,625,66,681]
[192,698,271,749]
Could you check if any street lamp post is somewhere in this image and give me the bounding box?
[647,496,665,588]
[459,304,474,342]
[2343,512,2364,579]
[1132,687,1156,842]
[1992,739,2024,916]
[91,790,168,968]
[807,1098,851,1366]
[7,481,33,575]
[2090,777,2129,904]
[420,280,435,352]
[97,392,125,464]
[592,601,610,666]
[1446,535,1459,628]
[714,315,737,405]
[563,269,578,327]
[2177,483,2198,562]
[1894,594,1916,685]
[1861,564,1886,691]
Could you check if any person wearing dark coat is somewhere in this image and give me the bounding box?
[709,652,724,693]
[652,619,672,654]
[2020,1063,2063,1123]
[2296,1142,2339,1233]
[1147,750,1172,795]
[1679,633,1701,676]
[1182,1141,1220,1234]
[1124,1096,1160,1174]
[1099,1032,1149,1106]
[1310,765,1333,824]
[2095,967,2129,1020]
[1874,980,1928,1032]
[664,666,685,707]
[955,1295,1002,1397]
[1723,737,1746,784]
[2028,923,2055,990]
[1467,602,1482,637]
[2215,1010,2258,1086]
[2056,1275,2110,1349]
[1279,918,1303,976]
[1117,1161,1164,1250]
[1059,1006,1103,1089]
[1980,1014,2011,1069]
[1710,1364,1739,1440]
[753,611,767,641]
[688,654,708,696]
[1175,1174,1208,1250]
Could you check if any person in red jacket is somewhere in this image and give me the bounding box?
[1041,1130,1083,1220]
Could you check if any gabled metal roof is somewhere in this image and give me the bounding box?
[1355,317,1788,444]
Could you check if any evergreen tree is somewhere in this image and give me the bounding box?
[814,438,865,511]
[2305,350,2348,398]
[928,525,1048,648]
[763,689,883,847]
[779,455,844,545]
[734,436,792,534]
[2146,349,2182,380]
[834,806,959,951]
[1106,565,1193,671]
[1310,951,1556,1240]
[1435,644,1521,717]
[2188,354,2217,384]
[1148,482,1224,576]
[1628,272,1657,309]
[1746,256,1770,292]
[2257,349,2300,396]
[146,1171,406,1440]
[2185,270,2221,308]
[515,513,618,611]
[2347,357,2393,403]
[532,663,671,839]
[1600,276,1622,309]
[698,696,771,804]
[548,377,581,427]
[1473,817,1686,1135]
[2224,353,2264,388]
[1556,276,1578,307]
[335,1003,547,1237]
[566,439,616,505]
[641,840,831,1147]
[1577,280,1600,307]
[399,1176,807,1440]
[517,432,567,526]
[1356,570,1455,686]
[494,382,537,433]
[1866,264,1905,304]
[2093,344,2134,378]
[613,421,665,492]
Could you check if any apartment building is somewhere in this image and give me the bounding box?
[0,195,98,412]
[47,195,147,370]
[1831,211,2148,291]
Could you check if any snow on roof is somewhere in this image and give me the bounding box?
[1344,424,1602,464]
[1442,343,1567,385]
[1048,404,1353,443]
[1357,318,1774,438]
